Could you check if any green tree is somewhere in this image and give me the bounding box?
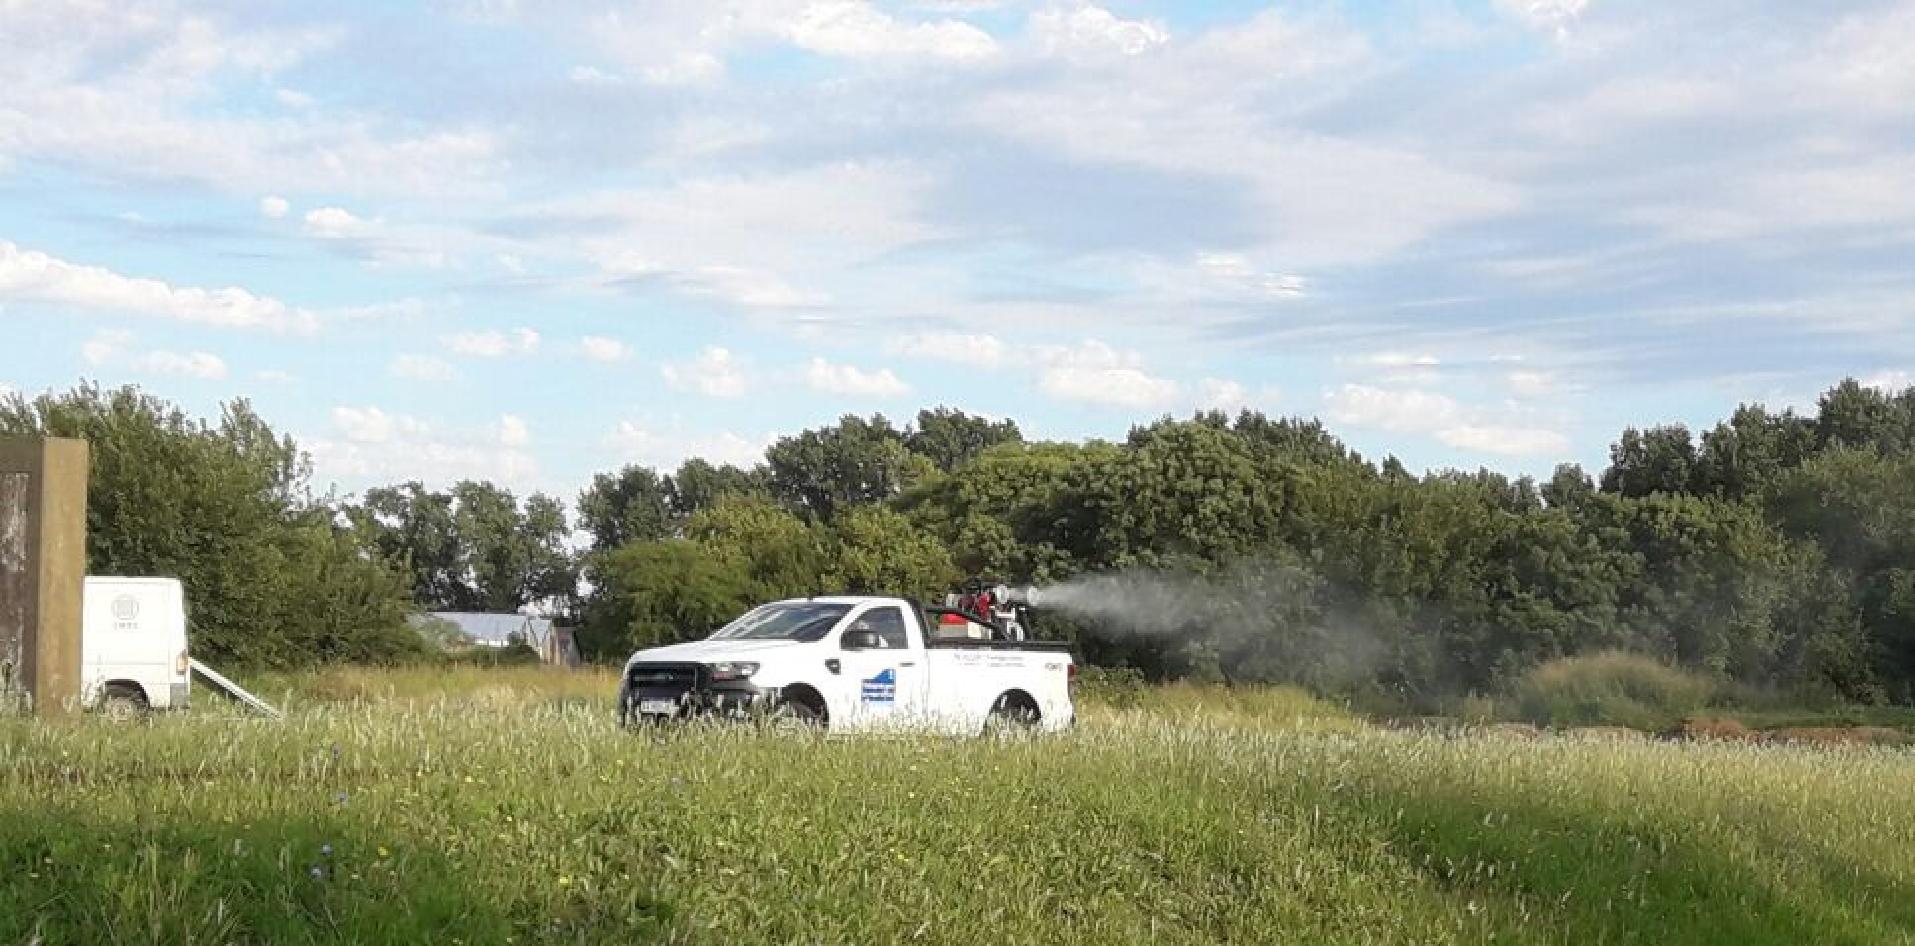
[905,407,1022,472]
[348,481,575,613]
[830,506,959,599]
[766,414,935,520]
[577,541,753,659]
[685,496,835,599]
[668,459,767,520]
[1601,425,1698,497]
[577,465,675,551]
[1693,405,1816,500]
[0,384,418,667]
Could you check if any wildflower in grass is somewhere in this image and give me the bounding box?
[309,865,324,879]
[320,843,333,857]
[378,846,390,858]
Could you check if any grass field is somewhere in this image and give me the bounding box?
[3,671,1913,945]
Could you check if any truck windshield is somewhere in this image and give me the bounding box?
[709,602,852,641]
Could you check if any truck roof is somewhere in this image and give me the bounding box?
[775,595,911,606]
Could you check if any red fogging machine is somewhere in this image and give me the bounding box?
[937,579,1041,642]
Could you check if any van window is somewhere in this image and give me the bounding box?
[856,607,911,649]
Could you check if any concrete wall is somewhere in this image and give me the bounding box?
[0,438,89,717]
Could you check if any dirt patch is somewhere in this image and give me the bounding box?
[1485,722,1544,740]
[1667,716,1759,742]
[1564,725,1645,742]
[1765,726,1911,748]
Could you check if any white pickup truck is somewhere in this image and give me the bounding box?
[617,596,1075,734]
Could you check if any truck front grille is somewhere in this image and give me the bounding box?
[626,663,700,691]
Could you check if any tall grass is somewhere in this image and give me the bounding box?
[1513,651,1717,730]
[1,671,1911,944]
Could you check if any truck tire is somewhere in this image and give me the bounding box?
[984,691,1040,736]
[763,692,826,732]
[99,683,150,721]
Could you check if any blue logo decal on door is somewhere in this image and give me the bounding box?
[861,668,896,703]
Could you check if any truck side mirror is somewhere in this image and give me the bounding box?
[842,629,881,651]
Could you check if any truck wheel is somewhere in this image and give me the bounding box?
[984,692,1040,736]
[99,684,150,721]
[762,696,825,733]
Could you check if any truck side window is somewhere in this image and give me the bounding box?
[859,607,911,649]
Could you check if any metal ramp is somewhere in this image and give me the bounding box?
[190,659,283,719]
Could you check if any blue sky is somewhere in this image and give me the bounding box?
[5,0,1915,500]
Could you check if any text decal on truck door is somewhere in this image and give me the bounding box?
[861,668,896,703]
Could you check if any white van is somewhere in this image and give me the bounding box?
[81,576,190,715]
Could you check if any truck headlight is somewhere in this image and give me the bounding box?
[707,661,759,682]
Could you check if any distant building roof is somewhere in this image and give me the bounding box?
[410,611,555,648]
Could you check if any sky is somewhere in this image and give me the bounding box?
[4,0,1915,501]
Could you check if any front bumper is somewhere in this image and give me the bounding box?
[619,662,770,722]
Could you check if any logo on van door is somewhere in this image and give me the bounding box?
[111,595,140,630]
[861,668,896,704]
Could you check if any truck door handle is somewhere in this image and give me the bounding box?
[899,661,917,667]
[825,659,841,675]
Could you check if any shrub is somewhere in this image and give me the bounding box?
[1072,666,1148,708]
[1514,651,1716,730]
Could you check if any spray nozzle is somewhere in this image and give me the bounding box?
[1000,585,1042,607]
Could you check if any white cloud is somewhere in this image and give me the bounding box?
[1324,384,1461,434]
[1506,370,1559,397]
[330,406,431,445]
[1495,0,1590,38]
[256,369,296,384]
[783,2,999,62]
[1865,370,1912,393]
[303,206,369,239]
[0,241,315,332]
[309,409,540,491]
[259,195,290,219]
[0,3,502,197]
[391,354,458,381]
[805,357,911,397]
[1037,340,1180,409]
[445,328,540,357]
[967,12,1517,269]
[80,329,226,379]
[1193,253,1307,298]
[604,421,771,469]
[885,332,1006,368]
[275,88,314,109]
[569,64,622,86]
[81,329,133,366]
[561,162,938,310]
[661,346,749,398]
[498,414,530,448]
[331,298,429,321]
[134,350,228,380]
[1323,384,1570,457]
[1195,378,1279,414]
[579,335,631,362]
[1363,352,1442,369]
[1438,425,1572,456]
[1032,4,1169,60]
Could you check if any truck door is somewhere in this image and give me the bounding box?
[837,605,928,728]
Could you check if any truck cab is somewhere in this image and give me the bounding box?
[81,576,190,715]
[618,596,1074,734]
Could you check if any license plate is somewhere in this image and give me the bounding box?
[638,698,677,715]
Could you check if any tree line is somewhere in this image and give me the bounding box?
[5,381,1913,705]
